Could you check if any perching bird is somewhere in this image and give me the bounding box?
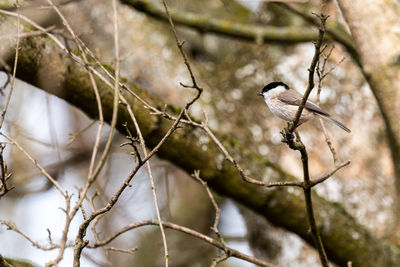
[257,82,351,133]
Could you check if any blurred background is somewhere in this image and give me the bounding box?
[0,0,395,266]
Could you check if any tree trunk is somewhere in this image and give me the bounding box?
[337,0,400,234]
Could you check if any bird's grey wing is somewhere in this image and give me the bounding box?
[277,90,330,116]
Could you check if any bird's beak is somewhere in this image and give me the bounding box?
[257,92,263,96]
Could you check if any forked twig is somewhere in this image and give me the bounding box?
[0,221,66,251]
[192,170,229,265]
[316,45,346,165]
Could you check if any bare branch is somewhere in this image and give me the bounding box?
[192,170,229,263]
[121,0,354,48]
[160,0,203,99]
[310,160,351,187]
[0,132,66,197]
[0,144,13,197]
[266,180,303,188]
[316,46,346,164]
[45,194,73,267]
[104,246,138,255]
[0,220,67,251]
[67,120,97,146]
[91,220,275,267]
[0,26,57,40]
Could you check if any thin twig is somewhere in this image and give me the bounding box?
[0,144,13,197]
[160,0,203,98]
[0,26,57,40]
[192,171,229,265]
[0,73,11,94]
[316,46,346,164]
[66,120,97,146]
[104,246,138,254]
[310,160,350,187]
[0,221,64,251]
[0,0,20,130]
[79,37,105,180]
[91,220,275,267]
[266,180,303,188]
[120,122,141,163]
[211,253,229,267]
[318,117,338,163]
[87,193,103,244]
[45,194,73,267]
[124,104,170,266]
[0,132,66,197]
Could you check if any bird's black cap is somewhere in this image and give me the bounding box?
[262,82,289,92]
[258,82,289,96]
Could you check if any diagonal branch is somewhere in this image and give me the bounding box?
[91,220,275,267]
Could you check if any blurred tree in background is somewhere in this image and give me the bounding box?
[1,0,400,266]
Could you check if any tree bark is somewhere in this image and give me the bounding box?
[122,0,353,45]
[337,0,400,233]
[121,0,359,63]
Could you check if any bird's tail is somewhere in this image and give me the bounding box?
[319,115,351,133]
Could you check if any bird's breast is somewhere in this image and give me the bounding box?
[266,98,314,124]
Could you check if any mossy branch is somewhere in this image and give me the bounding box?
[122,0,349,45]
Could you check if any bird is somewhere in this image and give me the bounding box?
[257,82,351,133]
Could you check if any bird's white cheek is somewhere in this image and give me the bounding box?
[263,90,280,101]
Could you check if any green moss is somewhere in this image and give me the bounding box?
[4,257,36,267]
